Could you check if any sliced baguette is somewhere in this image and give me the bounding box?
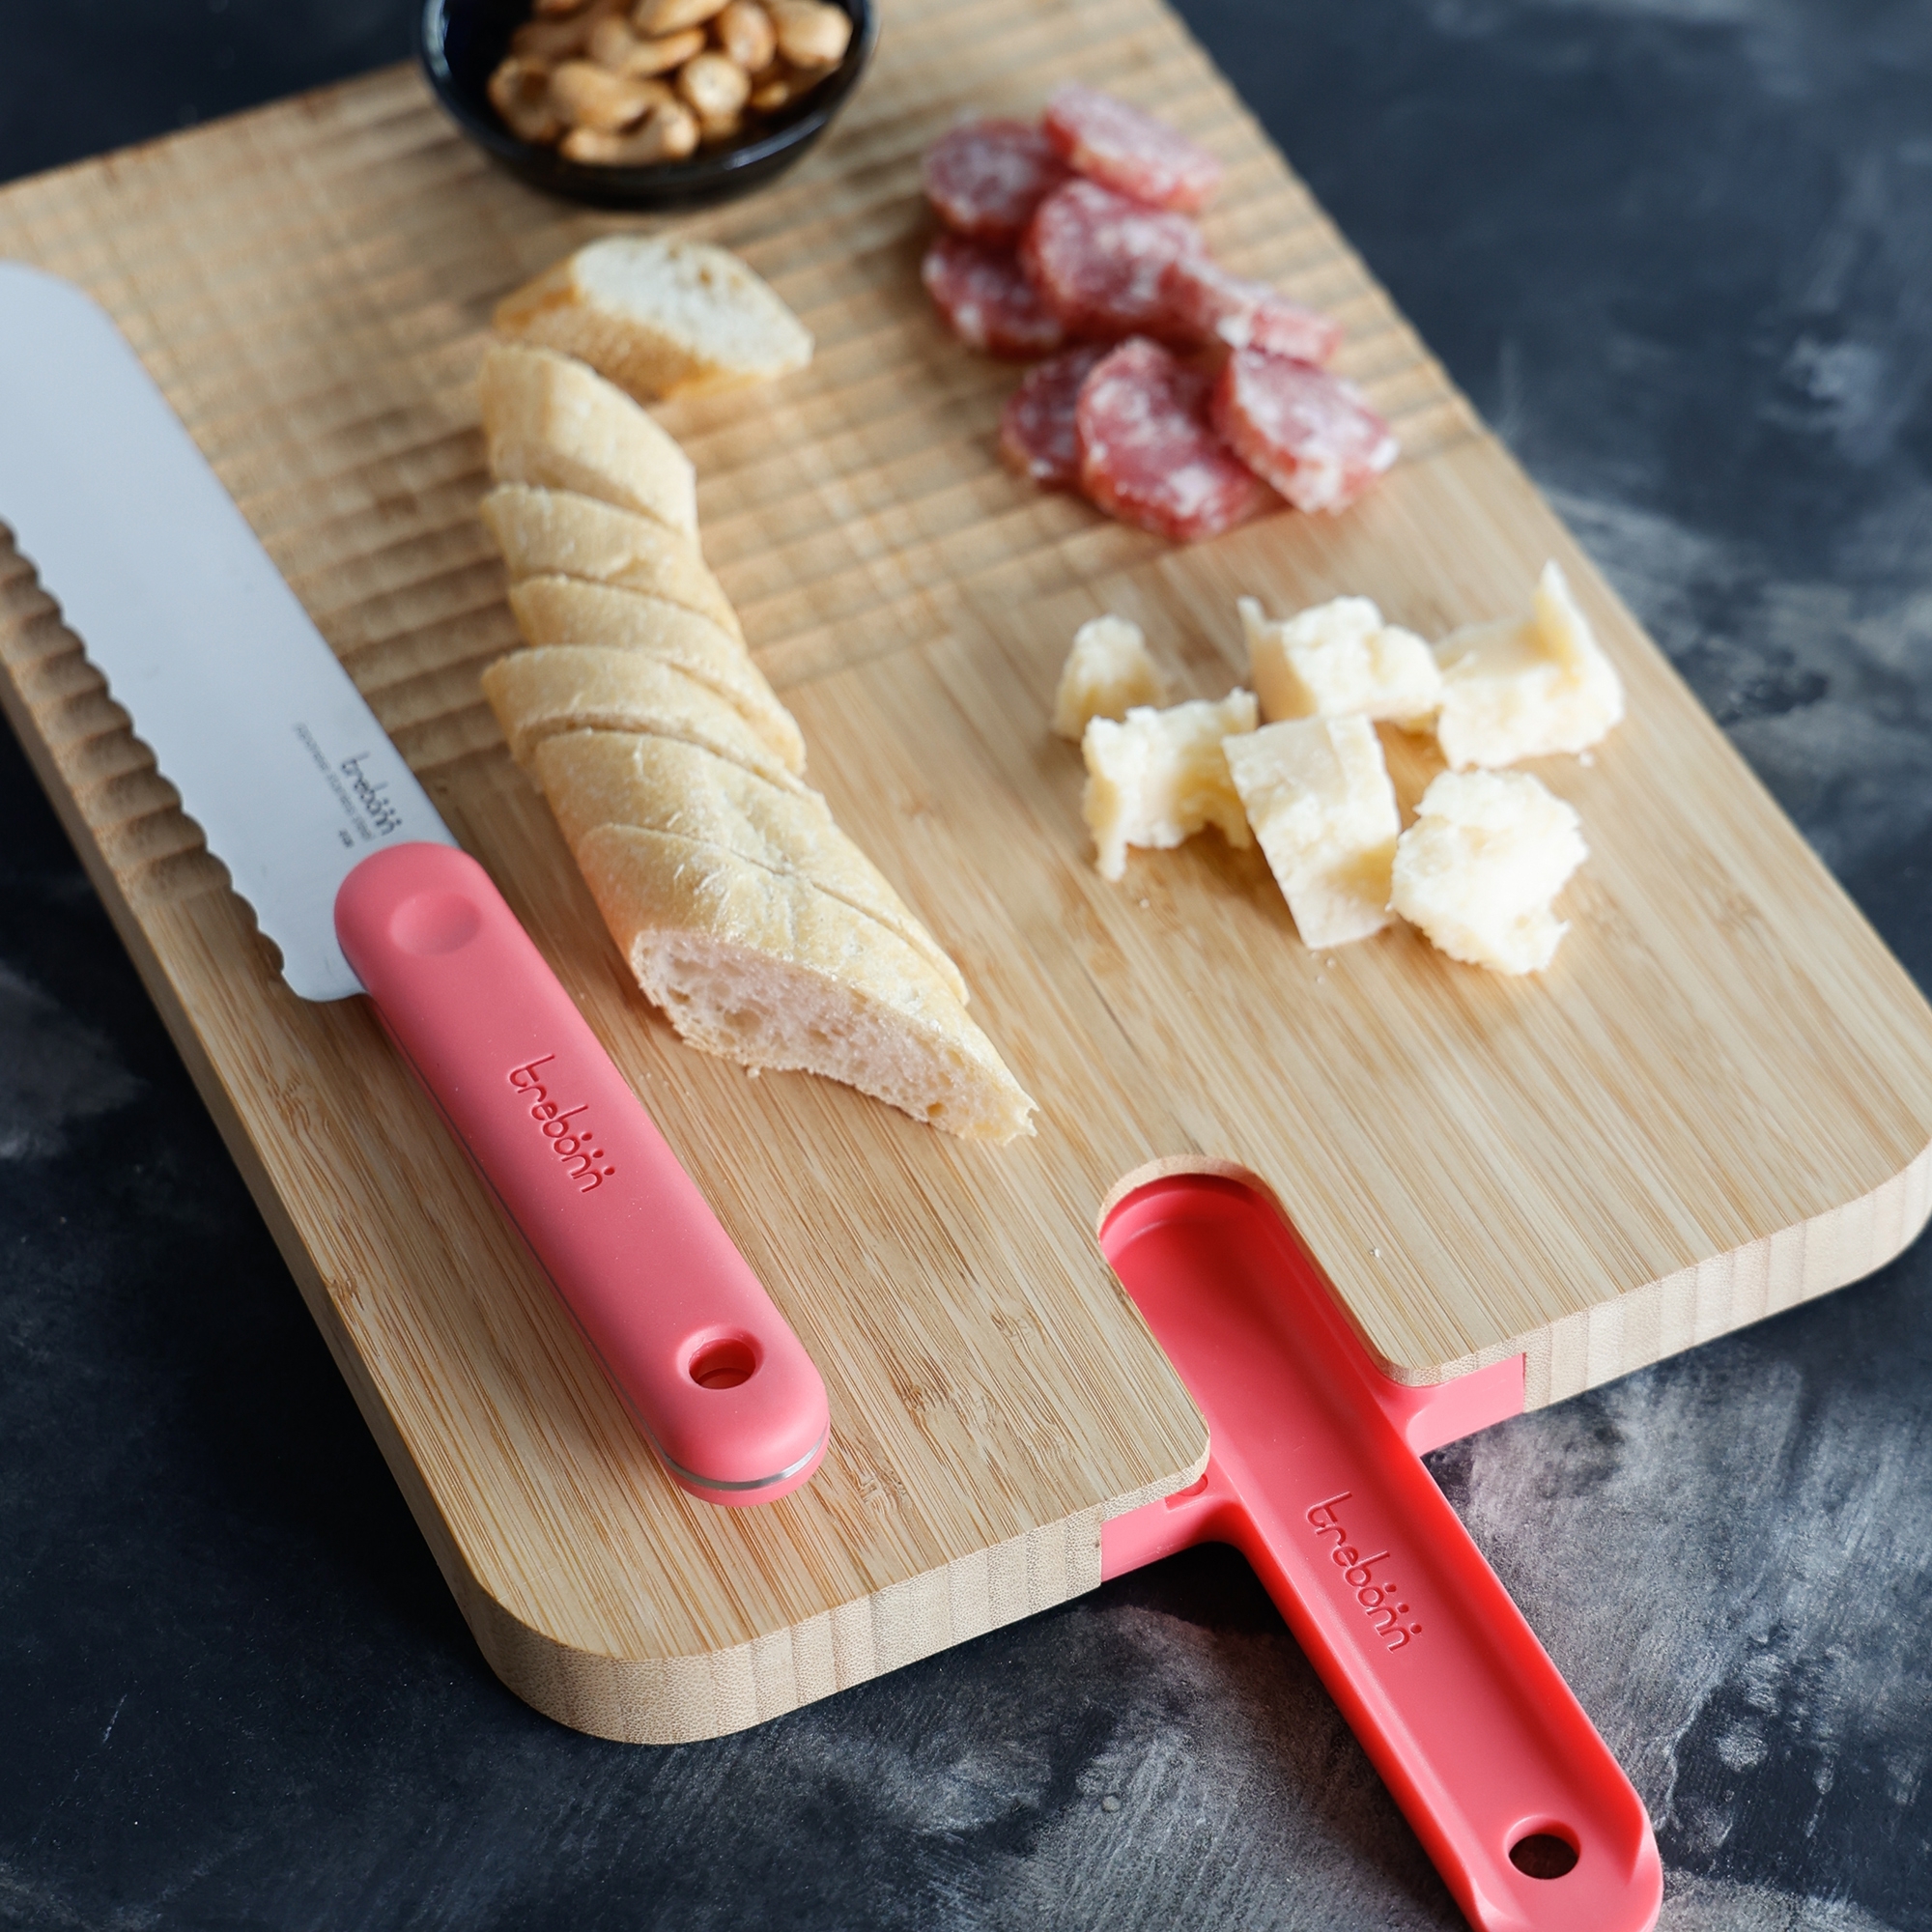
[508,576,805,773]
[478,344,697,540]
[494,236,814,401]
[480,485,743,642]
[534,729,971,1003]
[482,646,809,795]
[575,825,1036,1141]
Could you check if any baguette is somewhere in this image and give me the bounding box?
[482,645,808,794]
[508,576,804,773]
[575,825,1036,1141]
[478,343,697,539]
[494,236,814,401]
[534,729,970,1003]
[480,484,743,642]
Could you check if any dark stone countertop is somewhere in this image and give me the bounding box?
[4,5,1930,1928]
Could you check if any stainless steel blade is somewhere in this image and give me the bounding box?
[0,263,455,1000]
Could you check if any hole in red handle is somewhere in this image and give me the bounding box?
[1508,1830,1580,1880]
[689,1335,758,1390]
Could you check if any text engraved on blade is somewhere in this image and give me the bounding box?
[294,723,406,848]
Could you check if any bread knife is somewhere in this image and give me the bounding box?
[0,263,829,1506]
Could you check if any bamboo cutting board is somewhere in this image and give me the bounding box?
[3,0,1930,1746]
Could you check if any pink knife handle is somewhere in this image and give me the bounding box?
[335,841,829,1505]
[1101,1178,1661,1932]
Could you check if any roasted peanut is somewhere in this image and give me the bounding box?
[549,58,659,130]
[622,74,677,112]
[511,0,621,60]
[713,0,776,74]
[632,0,728,34]
[489,56,562,143]
[767,0,849,71]
[511,13,591,59]
[560,99,701,162]
[677,50,751,121]
[747,62,820,112]
[588,15,639,66]
[589,16,706,74]
[697,108,745,146]
[533,0,590,14]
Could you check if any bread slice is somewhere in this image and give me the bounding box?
[494,237,814,401]
[574,825,1036,1141]
[478,344,697,540]
[508,576,804,773]
[480,485,743,642]
[482,646,808,795]
[534,729,971,1003]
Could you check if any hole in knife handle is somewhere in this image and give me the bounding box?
[1508,1828,1580,1880]
[688,1333,759,1390]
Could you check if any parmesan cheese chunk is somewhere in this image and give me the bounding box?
[1239,594,1441,728]
[1390,769,1587,975]
[1433,561,1624,769]
[1224,716,1400,948]
[1052,615,1171,741]
[1081,691,1258,882]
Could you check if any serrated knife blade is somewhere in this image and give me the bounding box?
[0,266,449,1001]
[0,264,828,1504]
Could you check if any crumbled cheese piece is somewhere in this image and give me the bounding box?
[1082,690,1259,882]
[1433,560,1624,769]
[1053,615,1171,741]
[1390,769,1587,975]
[1224,716,1400,948]
[1239,594,1441,728]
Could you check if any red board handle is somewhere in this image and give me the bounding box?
[1101,1178,1661,1932]
[336,841,829,1505]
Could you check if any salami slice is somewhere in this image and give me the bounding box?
[1020,179,1207,341]
[1209,350,1399,515]
[1077,337,1277,542]
[922,233,1066,358]
[1161,256,1343,364]
[1042,83,1224,213]
[999,344,1108,488]
[923,119,1071,246]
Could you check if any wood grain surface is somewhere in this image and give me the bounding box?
[1,0,1928,1744]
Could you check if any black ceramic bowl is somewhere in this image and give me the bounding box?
[419,0,877,210]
